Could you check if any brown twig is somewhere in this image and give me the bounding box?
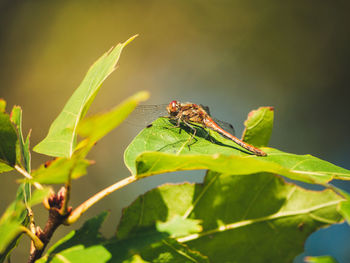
[27,187,72,263]
[28,175,138,261]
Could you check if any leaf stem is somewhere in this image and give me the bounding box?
[65,175,138,225]
[27,208,36,254]
[15,165,43,190]
[20,226,44,251]
[60,164,74,215]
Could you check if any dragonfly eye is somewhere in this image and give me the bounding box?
[167,100,179,114]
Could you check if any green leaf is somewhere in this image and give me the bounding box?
[156,215,202,238]
[124,118,350,183]
[33,35,137,158]
[10,106,31,172]
[0,186,50,261]
[29,187,52,206]
[0,193,26,256]
[0,111,17,170]
[242,106,274,147]
[76,91,149,156]
[38,212,208,263]
[0,99,6,113]
[117,172,343,263]
[339,200,350,224]
[117,182,196,239]
[305,255,338,263]
[123,255,150,263]
[333,187,350,225]
[0,222,22,258]
[0,184,29,262]
[29,157,92,184]
[0,163,13,173]
[135,238,209,263]
[39,212,109,260]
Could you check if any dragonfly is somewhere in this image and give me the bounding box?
[130,100,267,156]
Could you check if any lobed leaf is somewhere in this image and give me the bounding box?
[117,171,344,263]
[29,157,92,184]
[76,91,149,157]
[242,106,274,147]
[124,118,350,184]
[38,212,208,263]
[156,215,202,238]
[34,35,137,158]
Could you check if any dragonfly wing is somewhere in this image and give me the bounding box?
[212,118,236,136]
[199,104,235,136]
[200,104,211,115]
[126,104,169,127]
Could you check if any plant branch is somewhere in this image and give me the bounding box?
[65,175,138,225]
[61,181,71,214]
[15,165,43,190]
[27,208,36,254]
[60,166,74,215]
[28,175,137,261]
[27,188,72,263]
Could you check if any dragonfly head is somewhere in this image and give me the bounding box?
[167,100,180,116]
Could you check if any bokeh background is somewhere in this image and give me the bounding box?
[1,1,349,262]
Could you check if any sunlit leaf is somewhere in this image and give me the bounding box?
[34,35,137,158]
[135,238,208,263]
[334,187,350,225]
[0,163,13,173]
[76,91,149,157]
[0,184,29,262]
[0,195,26,256]
[156,215,202,238]
[29,157,92,184]
[38,212,208,263]
[0,99,6,113]
[29,187,52,206]
[37,212,109,263]
[339,200,350,224]
[242,106,274,147]
[305,255,338,263]
[123,255,150,263]
[117,183,197,240]
[0,187,50,261]
[117,172,344,263]
[124,118,350,183]
[10,106,31,172]
[0,222,22,258]
[0,110,17,171]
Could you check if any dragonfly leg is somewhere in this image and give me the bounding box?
[199,126,215,143]
[182,121,197,137]
[181,120,198,148]
[163,117,182,134]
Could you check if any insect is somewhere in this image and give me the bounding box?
[165,100,267,156]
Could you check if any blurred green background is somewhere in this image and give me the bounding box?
[1,1,349,262]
